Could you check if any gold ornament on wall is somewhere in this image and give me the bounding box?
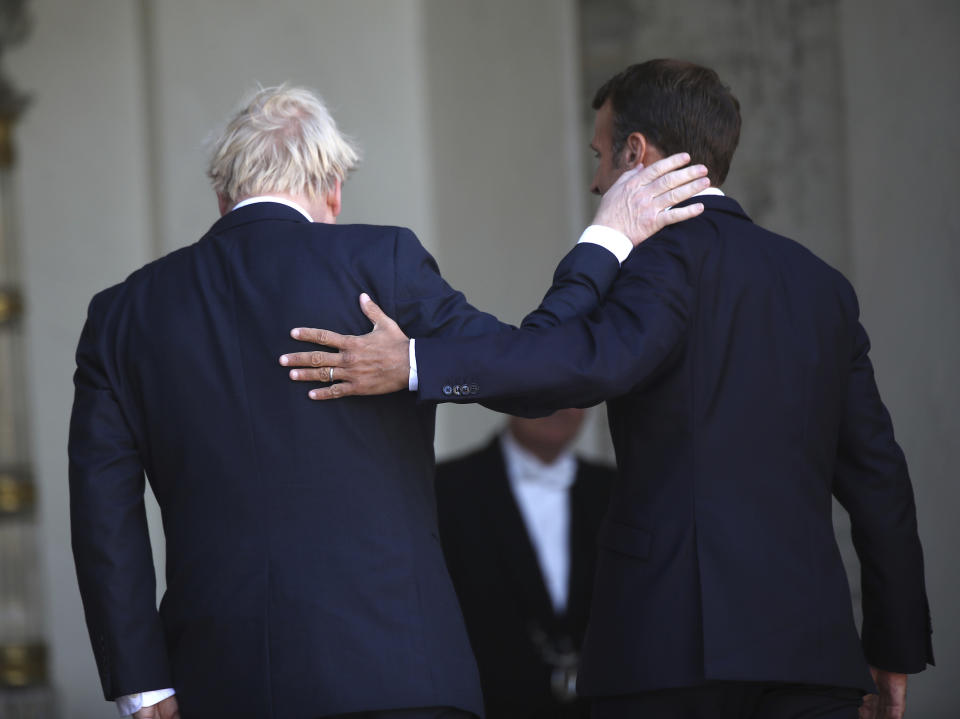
[0,287,23,325]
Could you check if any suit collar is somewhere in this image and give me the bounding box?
[675,194,751,222]
[206,201,312,236]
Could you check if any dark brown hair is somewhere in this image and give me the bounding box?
[592,59,741,185]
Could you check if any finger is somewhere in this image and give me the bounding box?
[657,202,704,227]
[656,176,712,208]
[651,165,709,197]
[359,292,398,330]
[635,152,692,185]
[308,382,355,400]
[288,367,350,382]
[289,327,354,349]
[279,350,345,368]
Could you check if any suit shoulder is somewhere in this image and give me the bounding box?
[87,280,126,316]
[435,442,501,487]
[577,456,617,477]
[760,229,858,305]
[86,244,198,316]
[435,447,488,481]
[321,224,433,274]
[576,457,617,487]
[329,223,420,246]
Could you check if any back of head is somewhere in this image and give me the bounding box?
[593,59,741,185]
[208,85,360,204]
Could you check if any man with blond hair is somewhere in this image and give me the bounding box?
[68,85,709,718]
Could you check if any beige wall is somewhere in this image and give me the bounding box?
[841,1,960,713]
[9,1,154,712]
[422,0,596,457]
[145,0,438,255]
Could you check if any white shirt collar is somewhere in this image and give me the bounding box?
[694,187,725,197]
[231,195,314,222]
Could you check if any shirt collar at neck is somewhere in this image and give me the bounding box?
[694,187,725,198]
[232,196,314,222]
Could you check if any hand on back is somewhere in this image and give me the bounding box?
[280,293,410,400]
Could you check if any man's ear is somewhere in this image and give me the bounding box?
[217,192,232,217]
[622,132,649,170]
[326,179,342,220]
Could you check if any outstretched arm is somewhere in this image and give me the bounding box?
[282,224,692,413]
[280,156,706,402]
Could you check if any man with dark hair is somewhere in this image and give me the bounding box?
[283,58,932,719]
[591,59,741,187]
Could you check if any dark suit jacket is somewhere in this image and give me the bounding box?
[68,202,619,717]
[414,196,934,696]
[435,439,615,719]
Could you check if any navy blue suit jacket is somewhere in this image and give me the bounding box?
[415,196,933,696]
[68,202,618,717]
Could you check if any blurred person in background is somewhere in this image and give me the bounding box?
[435,409,615,719]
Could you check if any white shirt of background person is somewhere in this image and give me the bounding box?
[501,429,577,613]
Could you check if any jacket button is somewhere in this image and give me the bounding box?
[469,384,480,394]
[442,385,453,396]
[453,385,462,396]
[459,384,471,395]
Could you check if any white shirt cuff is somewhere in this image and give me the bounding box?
[116,689,176,716]
[408,339,418,391]
[577,225,632,264]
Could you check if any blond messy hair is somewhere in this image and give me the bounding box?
[208,85,359,203]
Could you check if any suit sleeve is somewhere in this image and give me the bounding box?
[831,305,933,673]
[392,227,620,340]
[69,298,172,699]
[414,233,692,412]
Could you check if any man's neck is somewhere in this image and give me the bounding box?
[505,429,569,466]
[227,193,335,223]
